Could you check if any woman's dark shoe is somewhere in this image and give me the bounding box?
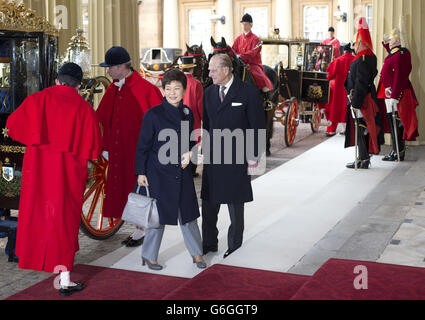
[126,237,145,247]
[326,132,337,137]
[346,159,371,169]
[193,256,207,269]
[59,282,85,297]
[142,257,163,271]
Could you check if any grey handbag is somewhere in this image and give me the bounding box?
[122,186,160,229]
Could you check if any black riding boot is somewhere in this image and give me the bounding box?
[383,113,405,162]
[346,122,371,169]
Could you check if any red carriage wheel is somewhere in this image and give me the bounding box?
[80,156,124,240]
[310,103,321,133]
[284,98,299,147]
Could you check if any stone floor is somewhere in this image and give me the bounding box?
[0,121,330,300]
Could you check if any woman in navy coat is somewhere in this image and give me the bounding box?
[135,69,206,270]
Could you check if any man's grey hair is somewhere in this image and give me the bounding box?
[211,54,233,73]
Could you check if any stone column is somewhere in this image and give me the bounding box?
[337,0,354,43]
[372,0,425,144]
[163,0,179,48]
[88,0,140,73]
[275,0,292,38]
[22,0,48,17]
[216,0,234,43]
[23,0,80,56]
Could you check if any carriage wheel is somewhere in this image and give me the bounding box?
[284,98,298,147]
[80,155,124,240]
[310,103,321,133]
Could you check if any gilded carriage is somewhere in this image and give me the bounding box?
[0,3,118,241]
[261,36,333,146]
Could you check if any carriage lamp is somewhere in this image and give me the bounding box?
[64,29,91,74]
[334,6,347,22]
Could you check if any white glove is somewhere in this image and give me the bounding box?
[351,107,362,119]
[102,151,109,161]
[389,98,399,106]
[385,87,392,99]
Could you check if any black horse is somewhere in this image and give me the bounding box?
[209,37,279,156]
[184,43,211,88]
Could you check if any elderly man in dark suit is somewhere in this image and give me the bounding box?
[201,54,266,258]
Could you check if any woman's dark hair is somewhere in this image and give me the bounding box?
[162,69,187,90]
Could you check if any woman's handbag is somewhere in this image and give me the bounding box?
[122,186,160,229]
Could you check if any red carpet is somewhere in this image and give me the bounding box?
[162,264,310,300]
[292,259,425,300]
[5,264,188,300]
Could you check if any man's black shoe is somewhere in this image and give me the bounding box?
[223,249,235,259]
[203,245,218,255]
[59,282,85,297]
[126,237,145,247]
[121,236,132,245]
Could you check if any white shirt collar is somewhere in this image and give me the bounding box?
[114,71,133,91]
[221,75,234,96]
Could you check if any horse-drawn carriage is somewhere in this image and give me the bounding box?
[185,36,333,149]
[0,3,120,242]
[261,38,333,146]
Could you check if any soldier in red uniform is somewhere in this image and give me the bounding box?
[232,14,273,94]
[6,63,102,296]
[378,28,419,161]
[324,43,355,136]
[96,47,163,247]
[321,27,341,59]
[180,56,203,177]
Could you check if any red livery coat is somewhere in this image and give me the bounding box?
[96,71,163,219]
[6,85,102,273]
[232,32,273,91]
[325,52,355,129]
[321,37,341,59]
[377,45,419,141]
[183,73,203,143]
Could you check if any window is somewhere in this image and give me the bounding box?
[303,5,329,41]
[189,9,213,55]
[366,4,373,30]
[244,7,269,38]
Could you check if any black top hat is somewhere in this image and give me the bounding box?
[180,56,197,69]
[99,46,131,67]
[58,62,83,83]
[328,27,335,32]
[241,13,253,23]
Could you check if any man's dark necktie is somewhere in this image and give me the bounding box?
[220,86,226,103]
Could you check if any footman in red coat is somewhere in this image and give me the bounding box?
[180,56,203,177]
[324,43,354,136]
[6,63,102,296]
[377,28,419,162]
[96,47,163,247]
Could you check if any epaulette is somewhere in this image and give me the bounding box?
[362,55,365,61]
